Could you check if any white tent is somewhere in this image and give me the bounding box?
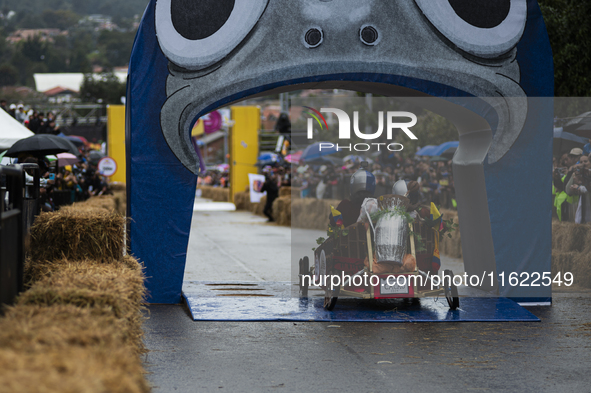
[0,108,34,150]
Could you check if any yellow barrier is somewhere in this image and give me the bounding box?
[229,106,259,203]
[107,105,126,184]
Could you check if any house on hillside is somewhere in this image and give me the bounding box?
[6,29,66,44]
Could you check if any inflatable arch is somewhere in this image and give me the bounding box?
[127,0,553,304]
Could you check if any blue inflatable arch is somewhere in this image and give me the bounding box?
[127,0,553,303]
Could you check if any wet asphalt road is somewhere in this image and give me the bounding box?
[143,290,591,392]
[143,205,591,392]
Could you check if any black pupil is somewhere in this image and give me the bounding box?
[361,26,378,44]
[448,0,511,29]
[305,29,322,46]
[171,0,235,40]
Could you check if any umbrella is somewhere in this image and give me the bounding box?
[553,127,586,156]
[216,163,229,172]
[564,113,591,139]
[564,111,591,134]
[69,135,89,145]
[416,145,437,156]
[57,136,83,157]
[284,150,302,164]
[5,134,69,157]
[300,142,340,163]
[303,155,343,166]
[343,154,363,163]
[431,141,459,156]
[257,152,279,166]
[88,150,106,165]
[63,135,85,147]
[440,146,457,159]
[57,152,80,167]
[429,155,449,163]
[1,150,13,165]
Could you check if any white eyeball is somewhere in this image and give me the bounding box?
[414,0,527,58]
[156,0,268,70]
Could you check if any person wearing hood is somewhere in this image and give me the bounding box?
[334,161,376,228]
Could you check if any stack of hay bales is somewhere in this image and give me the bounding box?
[197,185,229,202]
[234,191,254,211]
[552,221,591,288]
[291,198,341,230]
[0,197,149,392]
[272,196,291,226]
[439,209,462,259]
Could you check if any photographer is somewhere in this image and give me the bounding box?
[566,154,591,224]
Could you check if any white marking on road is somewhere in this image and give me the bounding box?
[193,203,236,212]
[199,232,264,281]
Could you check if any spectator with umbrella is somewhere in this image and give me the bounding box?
[566,153,591,224]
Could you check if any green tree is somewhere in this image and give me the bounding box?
[79,72,126,104]
[539,0,591,96]
[0,63,18,86]
[97,30,136,67]
[41,9,80,30]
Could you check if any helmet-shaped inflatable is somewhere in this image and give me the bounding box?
[349,161,376,198]
[392,180,408,196]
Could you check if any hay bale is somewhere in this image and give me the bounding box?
[254,196,266,216]
[438,209,462,259]
[30,209,125,262]
[572,252,591,288]
[72,196,117,212]
[112,191,127,216]
[210,187,229,202]
[17,263,146,343]
[552,221,591,253]
[273,196,291,226]
[291,198,340,230]
[279,186,291,197]
[24,255,142,288]
[234,191,249,210]
[551,251,578,276]
[109,182,127,192]
[0,304,140,354]
[551,251,591,288]
[198,185,229,201]
[0,346,149,393]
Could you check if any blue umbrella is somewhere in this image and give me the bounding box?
[553,127,586,156]
[415,145,437,156]
[300,142,340,163]
[257,152,279,166]
[431,141,459,156]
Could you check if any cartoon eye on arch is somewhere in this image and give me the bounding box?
[155,0,268,70]
[414,0,527,59]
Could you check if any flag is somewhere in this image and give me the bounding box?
[430,202,443,231]
[430,203,441,272]
[432,228,441,273]
[330,206,344,230]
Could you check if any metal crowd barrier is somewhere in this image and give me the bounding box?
[0,163,41,310]
[1,164,25,309]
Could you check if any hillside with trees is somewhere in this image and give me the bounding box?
[0,0,589,98]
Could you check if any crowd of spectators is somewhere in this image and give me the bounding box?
[1,99,61,135]
[20,152,112,212]
[553,146,591,224]
[197,169,230,188]
[2,99,112,212]
[291,156,456,209]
